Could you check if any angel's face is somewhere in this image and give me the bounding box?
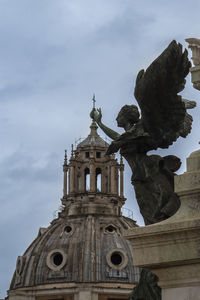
[116,114,127,128]
[116,105,140,130]
[116,112,138,128]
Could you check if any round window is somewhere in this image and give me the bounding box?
[111,252,122,265]
[105,225,116,233]
[106,248,128,270]
[65,225,72,233]
[46,249,67,271]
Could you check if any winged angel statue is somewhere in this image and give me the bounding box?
[91,41,196,225]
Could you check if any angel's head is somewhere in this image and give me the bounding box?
[116,105,140,130]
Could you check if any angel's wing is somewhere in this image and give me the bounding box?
[106,130,154,155]
[134,40,192,149]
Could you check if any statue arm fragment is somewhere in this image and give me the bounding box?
[91,108,120,140]
[97,121,120,140]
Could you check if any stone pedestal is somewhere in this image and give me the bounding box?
[124,150,200,300]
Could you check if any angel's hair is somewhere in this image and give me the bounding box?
[117,105,140,124]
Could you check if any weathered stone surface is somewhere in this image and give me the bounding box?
[190,66,200,90]
[162,286,200,300]
[125,148,200,300]
[186,38,200,66]
[186,38,200,90]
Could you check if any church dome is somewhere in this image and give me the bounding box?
[10,214,138,289]
[77,121,109,148]
[8,118,139,300]
[77,134,108,148]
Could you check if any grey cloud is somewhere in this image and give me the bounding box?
[0,150,59,182]
[0,0,200,297]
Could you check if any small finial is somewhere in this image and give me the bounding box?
[92,94,96,109]
[90,94,98,123]
[71,144,74,157]
[64,150,68,165]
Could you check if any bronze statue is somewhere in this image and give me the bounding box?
[91,40,196,225]
[129,269,161,300]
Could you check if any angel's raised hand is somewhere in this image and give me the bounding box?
[96,108,102,123]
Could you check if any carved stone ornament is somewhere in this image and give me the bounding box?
[186,38,200,66]
[16,256,26,276]
[186,38,200,91]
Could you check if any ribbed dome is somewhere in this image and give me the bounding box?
[10,214,139,288]
[77,121,109,148]
[77,135,109,148]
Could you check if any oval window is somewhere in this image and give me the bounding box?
[46,249,67,271]
[105,225,116,233]
[111,252,122,265]
[53,253,63,266]
[65,225,72,233]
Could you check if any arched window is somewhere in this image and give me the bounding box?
[96,168,102,192]
[85,168,90,191]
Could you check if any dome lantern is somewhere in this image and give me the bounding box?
[61,120,126,218]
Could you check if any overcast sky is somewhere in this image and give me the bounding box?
[0,0,200,297]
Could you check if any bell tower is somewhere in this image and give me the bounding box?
[61,119,125,218]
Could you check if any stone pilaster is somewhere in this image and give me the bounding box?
[69,165,75,193]
[89,160,96,193]
[63,166,68,197]
[110,165,117,194]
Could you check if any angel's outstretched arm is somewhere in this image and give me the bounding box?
[98,121,120,141]
[91,108,120,140]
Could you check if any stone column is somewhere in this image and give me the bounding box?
[115,167,119,195]
[69,165,75,193]
[63,165,68,197]
[101,168,107,193]
[79,168,85,193]
[90,161,96,193]
[63,150,69,197]
[107,165,111,193]
[111,164,118,194]
[120,164,124,197]
[186,38,200,90]
[119,155,124,197]
[111,165,115,194]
